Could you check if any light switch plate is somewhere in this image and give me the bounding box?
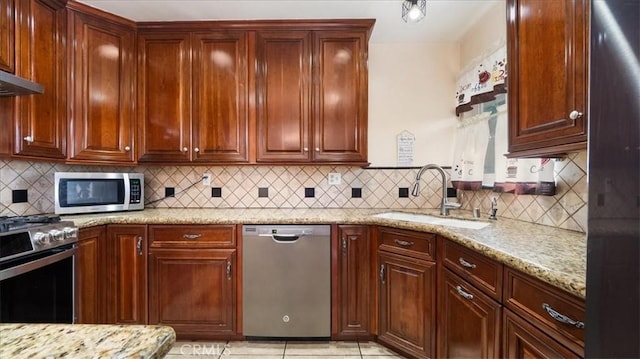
[328,172,341,185]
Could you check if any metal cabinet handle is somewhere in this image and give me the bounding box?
[542,303,585,329]
[379,264,385,284]
[194,147,200,153]
[455,285,474,300]
[226,260,232,280]
[23,135,34,143]
[459,257,477,269]
[136,236,143,256]
[342,237,347,254]
[183,234,202,240]
[303,147,309,152]
[124,145,131,151]
[568,110,583,121]
[181,146,188,152]
[315,147,320,152]
[394,239,414,247]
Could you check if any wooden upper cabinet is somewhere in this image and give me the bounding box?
[0,0,14,72]
[192,31,249,162]
[507,0,588,157]
[67,5,136,164]
[137,32,192,163]
[255,31,312,162]
[138,30,250,163]
[12,0,67,159]
[313,31,368,163]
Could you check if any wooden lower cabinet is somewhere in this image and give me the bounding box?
[75,226,107,324]
[378,251,435,359]
[106,225,148,324]
[332,225,373,339]
[437,268,501,359]
[148,248,237,339]
[503,309,580,359]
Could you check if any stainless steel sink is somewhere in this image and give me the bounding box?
[372,212,491,230]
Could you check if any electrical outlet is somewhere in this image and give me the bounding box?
[202,173,212,186]
[328,172,341,185]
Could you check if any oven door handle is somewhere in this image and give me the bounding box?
[0,247,77,281]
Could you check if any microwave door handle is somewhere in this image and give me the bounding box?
[123,173,131,209]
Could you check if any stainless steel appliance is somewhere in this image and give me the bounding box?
[54,172,144,215]
[586,1,639,357]
[0,215,78,323]
[242,224,331,338]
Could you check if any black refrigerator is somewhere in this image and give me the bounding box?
[586,0,639,357]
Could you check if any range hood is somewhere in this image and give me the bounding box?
[0,71,44,96]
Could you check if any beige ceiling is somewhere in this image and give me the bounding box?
[76,0,503,43]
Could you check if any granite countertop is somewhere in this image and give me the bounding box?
[0,324,175,359]
[65,208,587,299]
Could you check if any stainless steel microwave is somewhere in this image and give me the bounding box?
[54,172,144,215]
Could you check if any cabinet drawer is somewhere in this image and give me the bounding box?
[441,240,503,301]
[378,227,435,261]
[504,268,585,355]
[149,225,236,248]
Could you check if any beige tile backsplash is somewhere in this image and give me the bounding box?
[0,150,588,232]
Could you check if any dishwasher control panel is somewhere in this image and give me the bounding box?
[243,225,330,237]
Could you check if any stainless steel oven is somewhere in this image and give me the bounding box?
[0,215,78,323]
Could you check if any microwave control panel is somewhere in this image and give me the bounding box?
[130,179,142,204]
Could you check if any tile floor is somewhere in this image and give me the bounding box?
[167,340,407,358]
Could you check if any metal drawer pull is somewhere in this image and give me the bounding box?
[394,239,415,247]
[542,303,585,329]
[342,237,347,253]
[455,285,474,300]
[226,260,232,280]
[183,234,202,240]
[379,264,386,284]
[459,257,477,269]
[136,236,143,256]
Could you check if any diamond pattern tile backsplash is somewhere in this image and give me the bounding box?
[0,150,588,232]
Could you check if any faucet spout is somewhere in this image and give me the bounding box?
[412,164,459,216]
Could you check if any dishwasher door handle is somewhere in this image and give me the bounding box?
[259,233,302,243]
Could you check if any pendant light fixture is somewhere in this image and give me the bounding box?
[402,0,426,23]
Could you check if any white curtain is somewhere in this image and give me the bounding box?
[451,113,490,190]
[455,45,507,116]
[492,103,556,195]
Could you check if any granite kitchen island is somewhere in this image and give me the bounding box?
[0,324,175,358]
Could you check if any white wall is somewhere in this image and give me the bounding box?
[459,1,506,70]
[368,43,460,167]
[366,2,506,168]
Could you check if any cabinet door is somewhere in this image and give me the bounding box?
[507,0,588,157]
[503,309,580,359]
[76,226,107,324]
[438,268,501,359]
[68,9,136,164]
[192,31,249,163]
[0,0,14,72]
[255,31,312,162]
[333,225,372,339]
[149,249,236,339]
[13,0,66,159]
[137,32,191,162]
[0,96,11,157]
[313,31,368,163]
[107,225,147,324]
[379,251,435,359]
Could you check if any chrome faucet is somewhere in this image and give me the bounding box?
[411,164,461,216]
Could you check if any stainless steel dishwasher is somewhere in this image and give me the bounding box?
[242,224,330,338]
